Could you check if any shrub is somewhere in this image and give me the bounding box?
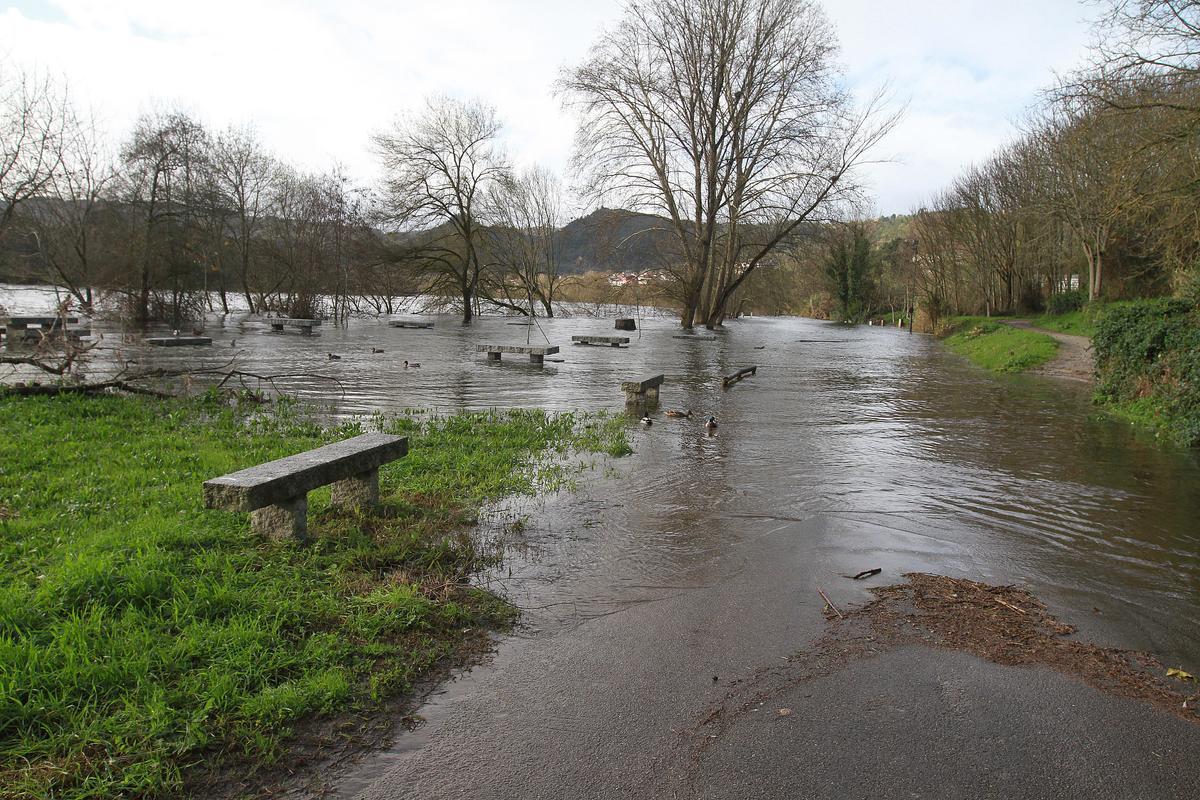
[1092,298,1200,446]
[1047,289,1085,315]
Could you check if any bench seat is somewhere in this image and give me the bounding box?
[204,433,407,540]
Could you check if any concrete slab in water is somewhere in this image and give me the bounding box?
[147,336,212,347]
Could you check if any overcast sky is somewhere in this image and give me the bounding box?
[2,0,1101,215]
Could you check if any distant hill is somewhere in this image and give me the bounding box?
[555,208,677,274]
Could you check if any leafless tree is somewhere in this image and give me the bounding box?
[207,125,276,313]
[1,62,70,238]
[19,109,117,309]
[560,0,898,329]
[483,165,566,317]
[373,95,510,324]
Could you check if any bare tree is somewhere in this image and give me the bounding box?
[119,110,211,327]
[1,62,70,238]
[373,96,510,324]
[19,109,116,309]
[207,125,276,314]
[559,0,897,329]
[483,165,566,317]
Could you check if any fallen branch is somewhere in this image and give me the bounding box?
[994,598,1027,615]
[844,568,882,580]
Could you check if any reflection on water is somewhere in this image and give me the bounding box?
[4,283,1199,667]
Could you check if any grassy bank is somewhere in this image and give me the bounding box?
[0,393,629,799]
[940,317,1059,373]
[1092,298,1200,447]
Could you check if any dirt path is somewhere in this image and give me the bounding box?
[1005,319,1094,383]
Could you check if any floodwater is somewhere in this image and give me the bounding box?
[5,283,1200,769]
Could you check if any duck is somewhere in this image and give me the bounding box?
[704,415,718,431]
[640,415,653,426]
[327,353,341,360]
[404,360,421,368]
[371,347,385,354]
[664,409,692,418]
[753,345,766,350]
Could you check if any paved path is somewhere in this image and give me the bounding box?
[1004,320,1094,383]
[347,515,1199,800]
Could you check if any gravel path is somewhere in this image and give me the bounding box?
[1004,319,1094,383]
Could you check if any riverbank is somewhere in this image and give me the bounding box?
[0,393,628,799]
[938,316,1060,373]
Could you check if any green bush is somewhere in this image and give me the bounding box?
[1093,298,1200,446]
[1047,289,1085,315]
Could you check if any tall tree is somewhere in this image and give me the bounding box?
[373,96,510,324]
[560,0,896,328]
[1,62,70,238]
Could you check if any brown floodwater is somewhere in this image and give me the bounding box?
[3,286,1199,672]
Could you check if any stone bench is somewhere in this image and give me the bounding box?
[267,318,322,335]
[388,319,434,329]
[203,433,408,541]
[721,365,757,388]
[572,335,630,348]
[622,374,665,405]
[477,344,560,365]
[2,316,80,342]
[615,318,636,331]
[148,336,212,347]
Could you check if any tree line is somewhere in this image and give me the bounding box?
[2,0,894,329]
[886,0,1200,329]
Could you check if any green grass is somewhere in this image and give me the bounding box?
[941,317,1060,373]
[1030,309,1096,337]
[0,393,630,799]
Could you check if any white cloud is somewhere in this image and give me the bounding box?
[2,0,1099,214]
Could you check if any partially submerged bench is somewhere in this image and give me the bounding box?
[615,318,636,331]
[203,433,408,541]
[722,365,757,388]
[148,336,212,347]
[672,334,717,341]
[2,315,80,343]
[267,318,322,335]
[572,335,630,348]
[388,319,434,329]
[477,344,560,365]
[622,374,664,405]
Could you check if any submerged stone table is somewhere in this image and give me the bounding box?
[203,433,408,541]
[266,318,322,335]
[572,335,630,348]
[147,336,212,347]
[477,344,560,365]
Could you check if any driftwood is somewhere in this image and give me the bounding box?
[816,587,843,619]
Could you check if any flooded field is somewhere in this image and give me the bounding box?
[4,284,1199,672]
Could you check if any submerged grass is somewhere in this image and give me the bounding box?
[0,393,629,799]
[941,317,1059,374]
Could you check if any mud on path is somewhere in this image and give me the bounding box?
[1004,319,1094,382]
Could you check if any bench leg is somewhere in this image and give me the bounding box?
[331,467,380,511]
[487,352,501,362]
[252,495,308,541]
[299,326,313,336]
[270,323,284,333]
[529,353,543,365]
[646,386,659,401]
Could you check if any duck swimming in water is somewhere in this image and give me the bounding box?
[664,409,692,418]
[371,347,384,354]
[327,353,341,360]
[404,360,421,368]
[640,415,653,426]
[704,415,717,431]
